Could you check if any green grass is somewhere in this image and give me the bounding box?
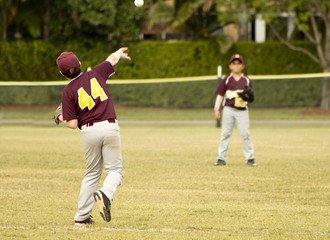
[1,106,330,121]
[0,108,329,239]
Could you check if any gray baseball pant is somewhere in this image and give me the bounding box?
[217,106,254,162]
[74,120,123,222]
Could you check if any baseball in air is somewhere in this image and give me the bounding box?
[134,0,144,7]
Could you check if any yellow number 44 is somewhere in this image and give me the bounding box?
[78,78,108,110]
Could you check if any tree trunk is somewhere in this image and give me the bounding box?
[2,30,7,42]
[238,3,249,41]
[239,22,249,41]
[318,0,330,111]
[43,2,50,42]
[321,75,330,111]
[1,3,7,42]
[71,5,81,29]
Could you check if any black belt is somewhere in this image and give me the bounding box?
[85,119,115,127]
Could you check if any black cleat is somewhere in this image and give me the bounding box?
[214,159,226,166]
[75,216,95,226]
[94,190,111,222]
[247,159,257,167]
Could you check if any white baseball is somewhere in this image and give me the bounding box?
[134,0,144,7]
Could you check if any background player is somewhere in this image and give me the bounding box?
[56,48,131,225]
[214,54,256,167]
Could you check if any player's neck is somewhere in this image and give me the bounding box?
[232,72,242,81]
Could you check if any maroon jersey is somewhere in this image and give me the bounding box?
[215,73,252,110]
[61,61,116,129]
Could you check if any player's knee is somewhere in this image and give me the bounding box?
[221,132,232,140]
[105,162,123,174]
[241,133,250,141]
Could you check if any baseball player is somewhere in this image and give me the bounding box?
[55,48,131,225]
[214,54,256,167]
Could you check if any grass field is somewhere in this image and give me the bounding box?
[1,106,330,121]
[0,107,329,239]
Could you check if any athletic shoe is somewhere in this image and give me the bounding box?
[214,159,226,166]
[247,159,257,167]
[74,216,95,226]
[94,190,111,222]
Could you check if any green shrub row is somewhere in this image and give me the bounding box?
[109,78,322,108]
[0,78,322,108]
[0,40,323,107]
[0,41,61,81]
[116,41,321,78]
[0,40,322,82]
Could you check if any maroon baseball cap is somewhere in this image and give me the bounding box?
[56,52,80,75]
[229,54,244,64]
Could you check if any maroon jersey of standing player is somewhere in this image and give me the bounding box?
[215,73,252,110]
[61,61,116,129]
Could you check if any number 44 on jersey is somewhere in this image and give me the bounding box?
[78,78,108,110]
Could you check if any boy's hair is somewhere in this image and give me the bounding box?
[63,67,82,79]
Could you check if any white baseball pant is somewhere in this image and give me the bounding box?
[74,120,123,222]
[217,106,255,162]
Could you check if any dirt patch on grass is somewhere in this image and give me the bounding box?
[302,108,330,115]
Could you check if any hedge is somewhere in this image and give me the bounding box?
[109,78,322,108]
[0,40,322,81]
[0,77,322,108]
[0,40,324,107]
[115,41,322,78]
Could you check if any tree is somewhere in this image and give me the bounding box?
[111,0,147,45]
[149,0,253,39]
[0,0,21,41]
[254,0,330,110]
[149,0,220,39]
[12,0,51,41]
[68,0,117,35]
[2,0,146,44]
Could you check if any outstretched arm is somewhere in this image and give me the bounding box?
[106,47,131,66]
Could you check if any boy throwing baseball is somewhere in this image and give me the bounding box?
[214,54,256,167]
[55,48,131,225]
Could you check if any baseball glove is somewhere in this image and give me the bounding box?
[54,104,62,124]
[238,86,254,102]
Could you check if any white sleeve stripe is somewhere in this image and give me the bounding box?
[214,95,223,111]
[109,71,116,78]
[242,75,250,86]
[225,73,232,85]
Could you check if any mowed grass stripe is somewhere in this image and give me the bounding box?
[0,225,328,236]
